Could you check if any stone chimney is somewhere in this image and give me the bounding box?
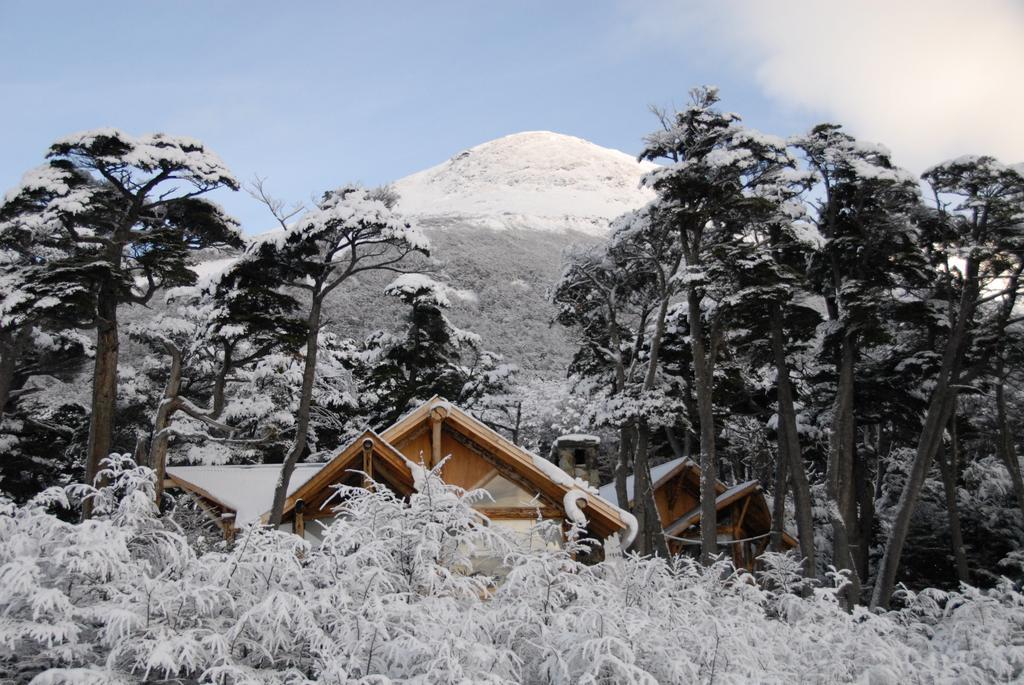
[551,434,601,487]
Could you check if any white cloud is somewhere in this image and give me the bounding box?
[625,0,1024,171]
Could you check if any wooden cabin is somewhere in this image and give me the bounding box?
[598,458,797,569]
[167,397,636,550]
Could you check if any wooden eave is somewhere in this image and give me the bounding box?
[664,481,764,538]
[166,472,238,520]
[275,429,417,522]
[164,473,239,536]
[618,458,729,510]
[663,481,798,550]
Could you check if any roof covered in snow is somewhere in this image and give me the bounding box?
[597,456,690,508]
[167,463,324,526]
[554,433,601,446]
[165,397,639,546]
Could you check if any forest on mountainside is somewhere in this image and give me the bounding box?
[1,85,1023,623]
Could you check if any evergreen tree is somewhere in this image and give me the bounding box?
[222,184,429,524]
[345,274,514,429]
[794,124,930,603]
[637,87,808,562]
[553,240,657,529]
[128,278,298,508]
[0,130,241,515]
[872,156,1024,608]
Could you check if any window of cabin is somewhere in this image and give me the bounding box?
[573,448,587,466]
[476,473,542,507]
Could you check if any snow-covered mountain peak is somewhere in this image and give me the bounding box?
[393,131,657,236]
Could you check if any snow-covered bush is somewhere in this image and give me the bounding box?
[1,456,1023,683]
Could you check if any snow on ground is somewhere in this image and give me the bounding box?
[393,131,657,236]
[8,465,1023,683]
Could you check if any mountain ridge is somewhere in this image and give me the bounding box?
[192,131,656,376]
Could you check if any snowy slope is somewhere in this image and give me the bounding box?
[185,131,656,376]
[393,131,656,236]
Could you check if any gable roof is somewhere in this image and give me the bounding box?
[664,479,799,550]
[381,396,638,543]
[166,397,639,546]
[598,456,690,507]
[275,429,422,522]
[664,480,763,537]
[167,463,323,526]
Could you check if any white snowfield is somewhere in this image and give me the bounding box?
[393,131,657,236]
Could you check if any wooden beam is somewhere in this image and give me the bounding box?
[393,422,430,452]
[221,512,236,543]
[362,438,374,489]
[430,405,448,468]
[475,506,563,519]
[182,490,236,536]
[736,495,752,531]
[293,499,305,537]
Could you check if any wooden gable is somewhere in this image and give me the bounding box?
[654,465,798,568]
[604,456,797,567]
[380,397,632,540]
[277,430,417,523]
[274,397,634,542]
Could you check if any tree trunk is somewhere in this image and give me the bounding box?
[995,371,1024,520]
[936,412,969,584]
[770,439,789,552]
[687,288,718,564]
[633,422,669,557]
[511,400,522,445]
[149,342,183,512]
[632,423,652,555]
[769,302,817,577]
[629,282,673,557]
[0,327,30,422]
[854,426,876,584]
[83,288,120,519]
[853,437,873,584]
[827,335,861,605]
[606,304,633,519]
[872,386,958,608]
[615,423,633,517]
[268,296,322,525]
[210,340,234,420]
[664,426,686,460]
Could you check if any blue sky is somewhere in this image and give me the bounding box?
[2,1,1021,231]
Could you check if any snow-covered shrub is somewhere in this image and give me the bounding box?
[1,456,1023,683]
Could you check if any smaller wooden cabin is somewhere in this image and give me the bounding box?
[598,458,797,569]
[167,397,637,551]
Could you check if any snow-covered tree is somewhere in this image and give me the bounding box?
[553,240,656,522]
[0,130,241,515]
[872,155,1024,608]
[792,123,931,603]
[343,274,514,430]
[127,281,293,507]
[636,86,813,562]
[221,184,429,524]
